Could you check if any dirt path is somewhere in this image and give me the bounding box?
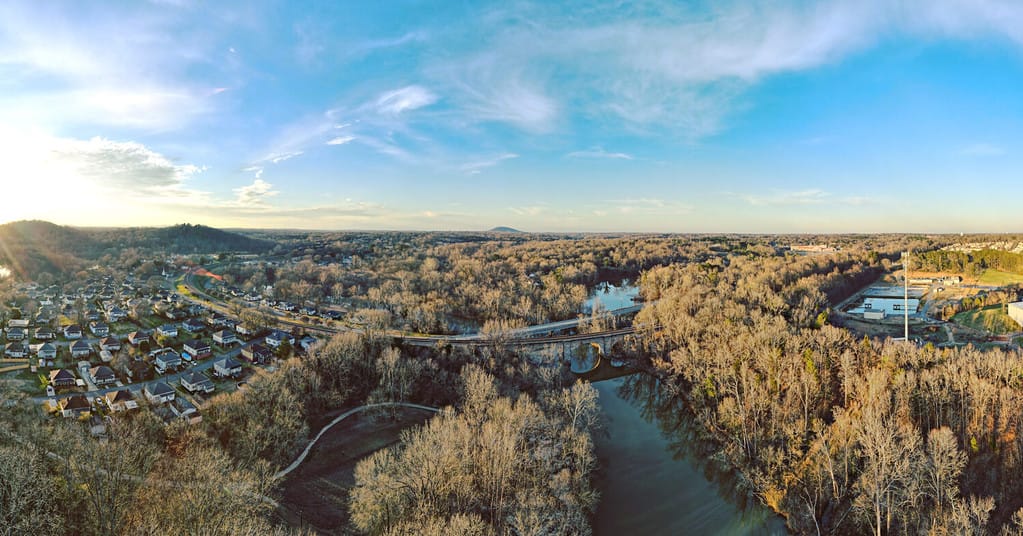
[273,402,439,481]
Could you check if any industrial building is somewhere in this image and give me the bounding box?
[1009,302,1023,329]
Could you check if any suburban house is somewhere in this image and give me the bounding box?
[144,381,176,404]
[153,349,182,373]
[35,342,57,362]
[100,350,114,363]
[70,340,92,358]
[99,336,122,352]
[4,342,26,358]
[183,339,212,359]
[57,395,92,418]
[89,365,117,386]
[156,324,178,338]
[298,334,318,353]
[212,329,238,346]
[7,319,29,329]
[85,309,100,322]
[235,323,255,337]
[265,330,295,349]
[206,312,230,327]
[242,343,272,364]
[89,322,109,337]
[170,397,201,424]
[180,371,214,394]
[33,327,55,341]
[213,356,243,378]
[105,306,128,322]
[5,326,26,341]
[182,318,205,333]
[49,369,77,389]
[63,325,83,340]
[104,389,138,412]
[127,330,151,347]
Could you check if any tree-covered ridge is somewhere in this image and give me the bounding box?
[638,253,1023,534]
[0,220,272,279]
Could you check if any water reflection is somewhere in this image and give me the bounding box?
[593,375,786,535]
[584,280,639,312]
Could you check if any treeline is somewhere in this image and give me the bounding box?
[349,366,600,535]
[915,249,1023,277]
[637,253,1023,534]
[222,235,736,332]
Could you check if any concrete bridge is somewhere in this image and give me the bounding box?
[399,326,637,368]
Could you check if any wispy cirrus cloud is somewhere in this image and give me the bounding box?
[326,135,355,146]
[461,153,518,175]
[375,85,438,115]
[567,147,633,160]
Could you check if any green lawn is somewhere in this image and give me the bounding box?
[978,269,1023,287]
[953,305,1020,334]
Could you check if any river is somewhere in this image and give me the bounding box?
[584,280,639,312]
[593,376,787,535]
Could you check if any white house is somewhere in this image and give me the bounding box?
[265,330,295,349]
[144,382,176,404]
[180,371,214,394]
[212,329,238,346]
[213,356,242,378]
[156,324,179,338]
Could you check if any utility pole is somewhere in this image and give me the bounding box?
[904,251,909,341]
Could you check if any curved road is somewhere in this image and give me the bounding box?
[272,401,439,481]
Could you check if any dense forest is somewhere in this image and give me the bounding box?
[636,252,1023,534]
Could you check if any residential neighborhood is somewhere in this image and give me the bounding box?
[0,269,310,429]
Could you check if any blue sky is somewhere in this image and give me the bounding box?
[2,0,1023,232]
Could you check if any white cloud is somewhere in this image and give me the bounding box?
[375,85,438,115]
[326,135,355,146]
[567,147,633,160]
[461,153,518,175]
[53,137,203,194]
[269,151,304,164]
[233,179,279,207]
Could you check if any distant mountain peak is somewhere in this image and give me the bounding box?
[489,226,522,233]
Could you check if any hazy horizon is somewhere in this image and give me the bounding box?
[4,1,1023,232]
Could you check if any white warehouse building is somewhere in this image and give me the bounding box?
[1009,302,1023,329]
[851,297,920,316]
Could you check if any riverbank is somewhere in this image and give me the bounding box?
[592,377,786,535]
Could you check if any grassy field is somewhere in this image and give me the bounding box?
[276,407,435,534]
[978,269,1023,287]
[953,305,1020,334]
